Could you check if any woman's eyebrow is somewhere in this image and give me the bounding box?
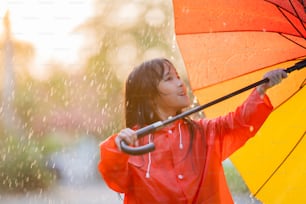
[163,68,171,77]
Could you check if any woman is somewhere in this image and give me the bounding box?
[98,58,287,203]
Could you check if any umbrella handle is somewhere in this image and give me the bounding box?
[120,58,306,155]
[286,58,306,73]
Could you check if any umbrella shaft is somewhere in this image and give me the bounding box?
[121,58,306,155]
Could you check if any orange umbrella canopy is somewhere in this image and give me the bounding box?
[173,0,306,203]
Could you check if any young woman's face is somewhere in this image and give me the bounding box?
[154,64,190,119]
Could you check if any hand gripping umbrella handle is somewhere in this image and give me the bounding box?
[120,58,306,155]
[119,121,163,155]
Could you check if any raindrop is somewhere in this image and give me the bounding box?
[28,131,34,139]
[90,80,94,87]
[145,8,165,27]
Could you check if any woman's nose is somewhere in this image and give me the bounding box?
[177,78,183,86]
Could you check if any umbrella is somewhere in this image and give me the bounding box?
[172,0,306,203]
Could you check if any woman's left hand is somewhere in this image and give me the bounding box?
[257,69,288,95]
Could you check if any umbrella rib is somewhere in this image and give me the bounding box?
[264,0,306,39]
[276,2,306,39]
[274,78,306,109]
[279,33,306,49]
[254,130,306,197]
[178,30,303,37]
[288,0,306,31]
[192,60,306,92]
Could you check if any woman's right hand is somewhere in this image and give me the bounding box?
[115,128,138,151]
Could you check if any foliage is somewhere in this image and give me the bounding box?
[0,132,58,193]
[223,160,248,193]
[0,0,191,194]
[75,0,185,137]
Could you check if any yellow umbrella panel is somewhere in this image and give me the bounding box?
[230,84,306,204]
[172,0,306,202]
[193,59,306,203]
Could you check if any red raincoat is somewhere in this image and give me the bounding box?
[98,89,273,203]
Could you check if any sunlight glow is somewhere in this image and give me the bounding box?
[0,0,93,78]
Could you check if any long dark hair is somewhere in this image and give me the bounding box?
[124,58,201,154]
[125,58,172,128]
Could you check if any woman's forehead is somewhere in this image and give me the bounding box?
[163,63,177,75]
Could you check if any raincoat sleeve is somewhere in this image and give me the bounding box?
[201,89,273,160]
[98,134,130,193]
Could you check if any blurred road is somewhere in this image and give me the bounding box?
[0,182,122,204]
[0,181,261,204]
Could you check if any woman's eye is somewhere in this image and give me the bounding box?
[164,76,172,81]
